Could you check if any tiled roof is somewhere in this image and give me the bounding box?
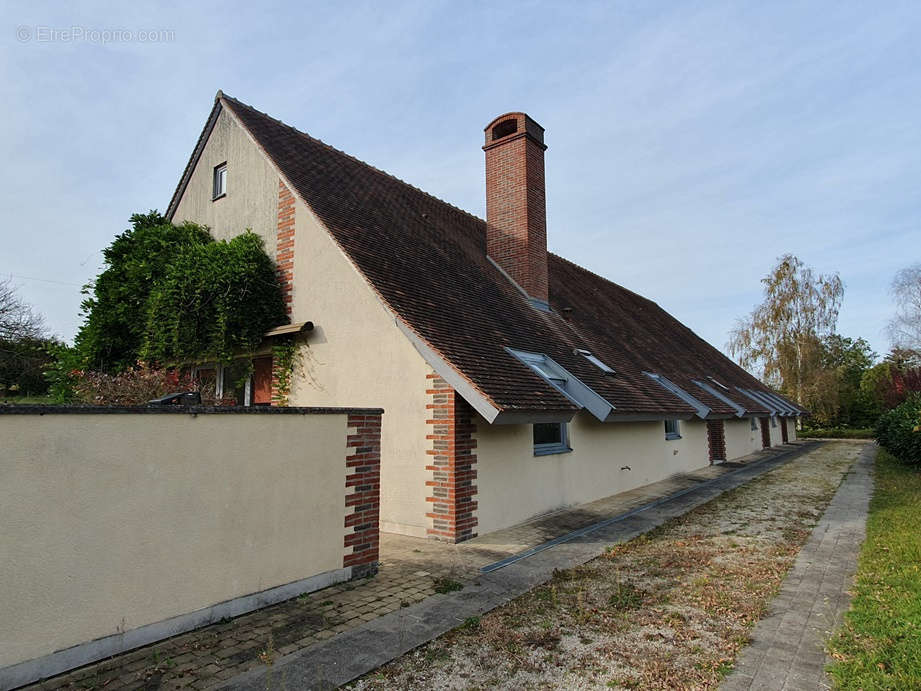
[200,93,803,420]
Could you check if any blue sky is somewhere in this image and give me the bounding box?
[2,1,918,358]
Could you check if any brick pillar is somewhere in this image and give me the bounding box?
[706,419,726,463]
[760,417,771,449]
[425,374,478,542]
[276,180,295,315]
[781,417,789,443]
[343,413,381,577]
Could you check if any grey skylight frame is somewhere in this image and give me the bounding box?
[575,348,616,375]
[506,348,614,422]
[758,390,799,416]
[736,388,782,415]
[693,379,746,417]
[644,372,711,419]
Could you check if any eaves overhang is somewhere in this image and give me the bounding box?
[758,390,800,416]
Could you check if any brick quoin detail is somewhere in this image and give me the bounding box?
[706,419,726,463]
[343,413,381,576]
[483,113,548,303]
[276,180,295,316]
[425,374,478,542]
[760,417,771,449]
[781,417,789,443]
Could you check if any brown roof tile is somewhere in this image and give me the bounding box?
[206,94,801,420]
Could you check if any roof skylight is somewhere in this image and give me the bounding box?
[575,349,616,375]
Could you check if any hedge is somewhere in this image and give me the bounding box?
[875,393,921,465]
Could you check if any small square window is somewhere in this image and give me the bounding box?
[534,422,570,456]
[664,419,681,440]
[213,162,227,200]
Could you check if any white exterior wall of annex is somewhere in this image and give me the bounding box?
[769,416,784,446]
[474,413,710,536]
[725,418,763,460]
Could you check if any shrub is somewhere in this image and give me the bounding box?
[875,393,921,465]
[71,364,233,407]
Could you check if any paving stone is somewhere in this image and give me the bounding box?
[721,443,874,690]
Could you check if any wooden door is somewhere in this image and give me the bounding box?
[252,357,273,406]
[760,417,771,448]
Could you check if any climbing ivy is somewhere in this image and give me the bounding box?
[271,338,302,406]
[142,231,288,366]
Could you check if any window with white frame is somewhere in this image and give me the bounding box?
[213,162,227,199]
[770,415,777,428]
[533,422,570,456]
[664,419,681,440]
[750,418,758,431]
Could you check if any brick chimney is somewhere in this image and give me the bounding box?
[483,113,549,305]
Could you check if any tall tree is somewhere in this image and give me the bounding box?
[0,277,45,341]
[728,254,843,407]
[888,263,921,355]
[75,212,212,372]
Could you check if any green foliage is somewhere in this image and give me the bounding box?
[44,342,85,403]
[0,336,58,397]
[142,231,287,365]
[875,393,921,465]
[827,450,921,688]
[270,339,301,406]
[76,212,212,372]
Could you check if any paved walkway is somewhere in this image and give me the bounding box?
[722,442,876,691]
[26,442,813,691]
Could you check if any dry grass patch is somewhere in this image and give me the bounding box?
[350,443,862,690]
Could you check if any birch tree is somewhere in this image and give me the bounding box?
[728,254,843,407]
[887,264,921,355]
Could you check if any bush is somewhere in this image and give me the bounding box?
[875,393,921,465]
[70,364,233,407]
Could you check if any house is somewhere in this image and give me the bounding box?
[165,92,805,542]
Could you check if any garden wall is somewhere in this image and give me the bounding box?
[0,405,382,690]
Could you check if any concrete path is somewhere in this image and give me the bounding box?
[722,443,876,691]
[220,442,822,690]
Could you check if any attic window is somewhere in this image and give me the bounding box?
[707,376,729,390]
[576,349,615,375]
[492,119,518,140]
[213,162,227,200]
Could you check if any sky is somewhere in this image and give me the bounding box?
[2,1,919,359]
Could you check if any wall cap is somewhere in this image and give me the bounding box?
[0,405,384,416]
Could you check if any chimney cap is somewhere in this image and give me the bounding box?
[483,112,546,150]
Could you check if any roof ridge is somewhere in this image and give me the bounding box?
[220,93,487,228]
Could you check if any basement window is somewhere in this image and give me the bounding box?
[664,419,681,440]
[492,119,518,140]
[576,349,616,375]
[213,162,227,200]
[534,422,570,456]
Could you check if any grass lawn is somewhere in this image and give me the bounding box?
[827,449,921,689]
[800,427,874,440]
